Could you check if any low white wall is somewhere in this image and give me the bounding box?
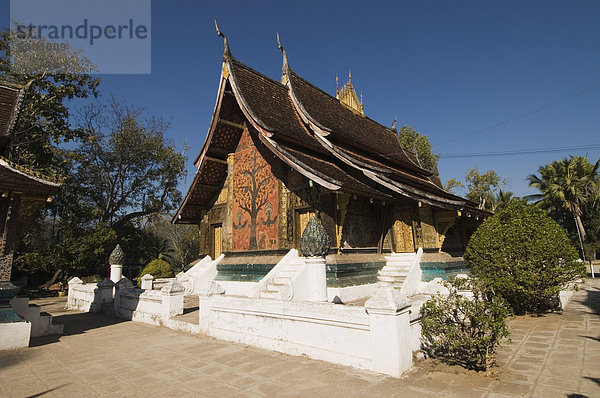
[206,296,372,370]
[113,279,184,326]
[66,277,114,313]
[199,286,416,377]
[0,322,30,350]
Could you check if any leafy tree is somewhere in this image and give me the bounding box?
[14,219,116,288]
[527,156,599,245]
[420,277,510,371]
[14,101,187,286]
[397,125,439,171]
[465,201,585,314]
[444,178,464,194]
[465,168,506,211]
[143,214,199,270]
[0,27,99,173]
[68,100,186,226]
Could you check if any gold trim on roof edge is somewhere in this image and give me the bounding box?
[0,156,63,185]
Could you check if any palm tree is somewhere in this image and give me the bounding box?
[147,236,176,266]
[527,156,600,246]
[495,190,516,211]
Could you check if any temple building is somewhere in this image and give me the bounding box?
[0,81,62,282]
[0,80,65,349]
[174,32,486,288]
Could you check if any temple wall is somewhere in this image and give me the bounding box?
[231,129,279,252]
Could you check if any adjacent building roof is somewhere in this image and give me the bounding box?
[0,80,62,196]
[0,80,27,155]
[174,34,485,224]
[0,156,62,195]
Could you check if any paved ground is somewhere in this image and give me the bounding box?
[1,279,599,398]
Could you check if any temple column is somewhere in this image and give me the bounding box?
[305,257,327,302]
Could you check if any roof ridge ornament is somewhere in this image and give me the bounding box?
[214,19,231,60]
[336,70,364,116]
[276,33,290,85]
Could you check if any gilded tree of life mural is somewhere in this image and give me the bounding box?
[232,129,278,251]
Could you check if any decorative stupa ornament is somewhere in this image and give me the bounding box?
[336,71,364,116]
[109,244,125,266]
[109,244,125,283]
[299,215,331,257]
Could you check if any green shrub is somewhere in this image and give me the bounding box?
[138,258,174,285]
[465,201,585,314]
[420,278,510,371]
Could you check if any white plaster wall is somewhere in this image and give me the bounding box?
[204,296,373,371]
[560,288,575,310]
[217,281,257,297]
[0,322,31,350]
[114,288,183,326]
[66,284,97,312]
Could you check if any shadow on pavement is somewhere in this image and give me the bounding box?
[584,285,600,315]
[25,383,70,398]
[584,376,600,386]
[29,311,126,348]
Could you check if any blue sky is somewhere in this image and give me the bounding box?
[3,0,600,198]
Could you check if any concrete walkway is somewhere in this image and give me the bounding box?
[1,279,599,398]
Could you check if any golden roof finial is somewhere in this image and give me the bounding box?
[336,70,364,116]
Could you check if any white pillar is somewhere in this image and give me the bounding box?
[113,277,133,318]
[67,277,83,309]
[198,281,225,333]
[365,286,413,377]
[305,257,328,302]
[140,274,154,290]
[110,264,123,284]
[160,281,185,318]
[91,278,114,313]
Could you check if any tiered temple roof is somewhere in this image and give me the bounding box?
[0,80,62,196]
[0,81,27,155]
[174,33,484,224]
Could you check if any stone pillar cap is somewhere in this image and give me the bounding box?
[68,277,84,285]
[365,286,411,314]
[115,277,133,289]
[97,278,115,288]
[161,280,185,294]
[199,281,226,296]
